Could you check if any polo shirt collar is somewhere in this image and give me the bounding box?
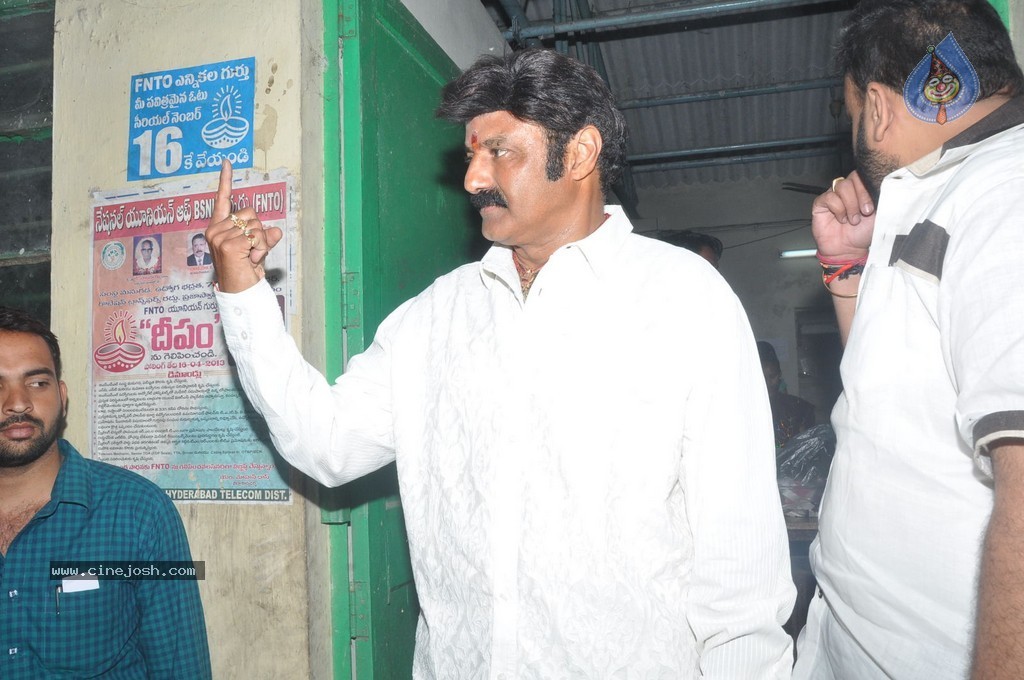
[944,96,1024,150]
[907,96,1024,175]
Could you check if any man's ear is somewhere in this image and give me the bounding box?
[567,125,602,181]
[864,82,898,144]
[59,381,68,418]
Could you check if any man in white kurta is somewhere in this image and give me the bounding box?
[208,49,794,678]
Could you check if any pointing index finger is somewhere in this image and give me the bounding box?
[213,159,234,223]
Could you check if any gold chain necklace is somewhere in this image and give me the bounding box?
[512,250,542,299]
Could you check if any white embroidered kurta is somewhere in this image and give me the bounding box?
[217,206,795,678]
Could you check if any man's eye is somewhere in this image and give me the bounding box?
[28,380,50,388]
[491,148,508,158]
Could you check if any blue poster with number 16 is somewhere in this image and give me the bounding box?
[128,57,255,181]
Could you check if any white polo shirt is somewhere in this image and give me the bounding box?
[797,98,1024,679]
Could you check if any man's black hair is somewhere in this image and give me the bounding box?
[0,306,62,379]
[756,340,781,371]
[836,0,1024,100]
[656,230,724,260]
[436,48,628,195]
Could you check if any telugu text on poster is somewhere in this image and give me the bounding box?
[90,171,295,503]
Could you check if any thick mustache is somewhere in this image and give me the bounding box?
[469,190,508,211]
[0,414,44,430]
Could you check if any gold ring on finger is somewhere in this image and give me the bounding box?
[246,235,257,249]
[230,213,247,230]
[831,176,845,192]
[243,227,253,238]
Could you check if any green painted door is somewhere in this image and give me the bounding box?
[320,0,484,677]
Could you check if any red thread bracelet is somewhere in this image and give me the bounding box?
[816,252,868,267]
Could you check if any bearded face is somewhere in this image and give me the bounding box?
[854,109,902,203]
[0,331,66,469]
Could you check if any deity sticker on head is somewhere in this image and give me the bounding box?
[924,52,960,124]
[903,32,979,125]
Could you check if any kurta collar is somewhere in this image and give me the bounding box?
[478,204,633,292]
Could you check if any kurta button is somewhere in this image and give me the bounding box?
[7,589,16,598]
[234,307,243,315]
[8,647,17,655]
[240,331,248,340]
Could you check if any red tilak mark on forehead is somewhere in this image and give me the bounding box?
[470,132,480,151]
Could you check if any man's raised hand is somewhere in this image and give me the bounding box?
[811,171,875,261]
[205,160,283,293]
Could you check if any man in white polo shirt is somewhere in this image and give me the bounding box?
[794,1,1024,678]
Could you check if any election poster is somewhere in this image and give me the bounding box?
[128,57,255,181]
[89,170,295,503]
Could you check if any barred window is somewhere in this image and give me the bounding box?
[0,1,54,324]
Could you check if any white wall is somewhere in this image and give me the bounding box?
[403,0,507,67]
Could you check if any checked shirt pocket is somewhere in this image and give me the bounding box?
[38,580,138,674]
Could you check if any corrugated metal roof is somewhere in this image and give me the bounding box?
[483,0,856,195]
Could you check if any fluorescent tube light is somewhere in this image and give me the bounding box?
[778,248,818,259]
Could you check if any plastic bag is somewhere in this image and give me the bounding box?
[776,423,836,517]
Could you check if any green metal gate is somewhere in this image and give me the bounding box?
[320,0,483,676]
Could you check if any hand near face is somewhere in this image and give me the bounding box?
[205,160,284,293]
[811,171,875,260]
